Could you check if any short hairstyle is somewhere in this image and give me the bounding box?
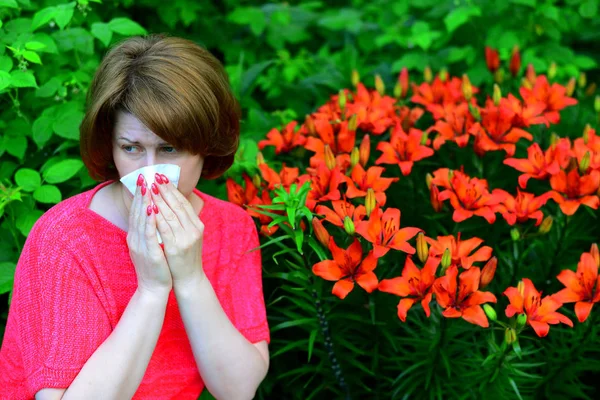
[80,33,241,181]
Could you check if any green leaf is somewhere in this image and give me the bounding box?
[0,55,13,71]
[32,115,54,148]
[10,70,37,88]
[510,0,536,7]
[35,77,62,98]
[411,21,435,50]
[318,9,362,33]
[307,329,318,362]
[241,60,274,97]
[31,6,58,32]
[0,70,10,91]
[22,50,41,64]
[4,135,27,159]
[16,209,44,237]
[91,22,113,47]
[228,7,266,35]
[392,52,428,72]
[444,6,481,34]
[0,0,19,8]
[54,2,76,30]
[580,0,598,18]
[575,55,597,69]
[52,107,83,140]
[33,185,62,204]
[42,159,83,184]
[108,17,147,36]
[15,168,41,192]
[0,262,16,295]
[25,41,47,51]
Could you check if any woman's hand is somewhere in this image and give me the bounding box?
[126,174,173,296]
[150,173,205,286]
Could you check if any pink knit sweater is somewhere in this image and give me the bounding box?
[0,180,270,399]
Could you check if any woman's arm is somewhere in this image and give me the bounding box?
[174,275,270,400]
[35,288,170,400]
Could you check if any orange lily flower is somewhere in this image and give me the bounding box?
[315,199,367,227]
[258,162,299,191]
[305,118,354,169]
[411,76,476,114]
[355,206,421,258]
[298,163,345,211]
[485,47,500,72]
[378,255,440,321]
[471,101,533,157]
[425,233,492,270]
[433,265,497,328]
[435,169,506,224]
[549,168,600,215]
[344,164,399,206]
[554,252,600,322]
[573,127,600,170]
[398,105,425,132]
[246,190,280,236]
[226,174,259,208]
[427,102,477,150]
[500,94,547,128]
[504,278,573,337]
[344,83,398,135]
[258,120,307,154]
[504,140,571,189]
[495,189,554,226]
[519,75,578,125]
[312,237,379,299]
[375,123,434,176]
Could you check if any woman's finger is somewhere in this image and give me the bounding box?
[156,175,202,232]
[150,178,185,232]
[129,174,143,241]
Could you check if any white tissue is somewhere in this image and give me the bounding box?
[120,164,182,244]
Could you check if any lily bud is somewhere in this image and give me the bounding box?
[468,103,481,120]
[448,169,455,180]
[393,82,402,99]
[426,173,433,189]
[590,243,600,267]
[338,90,347,111]
[359,134,370,167]
[517,280,525,297]
[420,131,429,145]
[439,68,448,82]
[399,67,409,98]
[256,151,265,165]
[579,151,590,174]
[538,216,553,234]
[584,124,592,144]
[526,63,536,85]
[312,217,330,248]
[483,304,497,322]
[424,66,432,83]
[365,188,376,217]
[375,74,385,96]
[350,147,360,168]
[566,77,576,96]
[324,144,336,170]
[595,96,600,113]
[343,216,355,236]
[510,228,520,241]
[493,68,504,84]
[509,45,521,77]
[347,114,358,132]
[430,184,442,212]
[416,233,429,263]
[441,248,452,270]
[305,115,316,136]
[462,74,473,101]
[352,69,360,87]
[505,328,517,345]
[585,82,597,97]
[521,77,533,90]
[252,174,261,189]
[516,313,527,329]
[480,256,497,289]
[493,84,502,106]
[548,62,557,79]
[578,71,587,88]
[550,132,560,146]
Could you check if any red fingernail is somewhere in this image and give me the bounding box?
[161,174,169,184]
[153,204,159,214]
[137,174,144,187]
[141,185,147,196]
[147,205,152,216]
[151,183,159,194]
[155,173,163,184]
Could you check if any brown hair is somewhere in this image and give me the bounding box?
[80,33,241,181]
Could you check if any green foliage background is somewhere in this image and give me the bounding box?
[1,0,599,399]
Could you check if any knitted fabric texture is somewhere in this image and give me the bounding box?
[0,180,270,399]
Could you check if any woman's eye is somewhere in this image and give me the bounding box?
[162,146,176,154]
[123,145,138,153]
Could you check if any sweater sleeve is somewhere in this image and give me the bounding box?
[11,221,112,396]
[226,212,270,345]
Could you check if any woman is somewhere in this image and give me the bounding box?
[0,34,270,399]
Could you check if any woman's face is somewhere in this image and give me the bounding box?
[112,110,204,198]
